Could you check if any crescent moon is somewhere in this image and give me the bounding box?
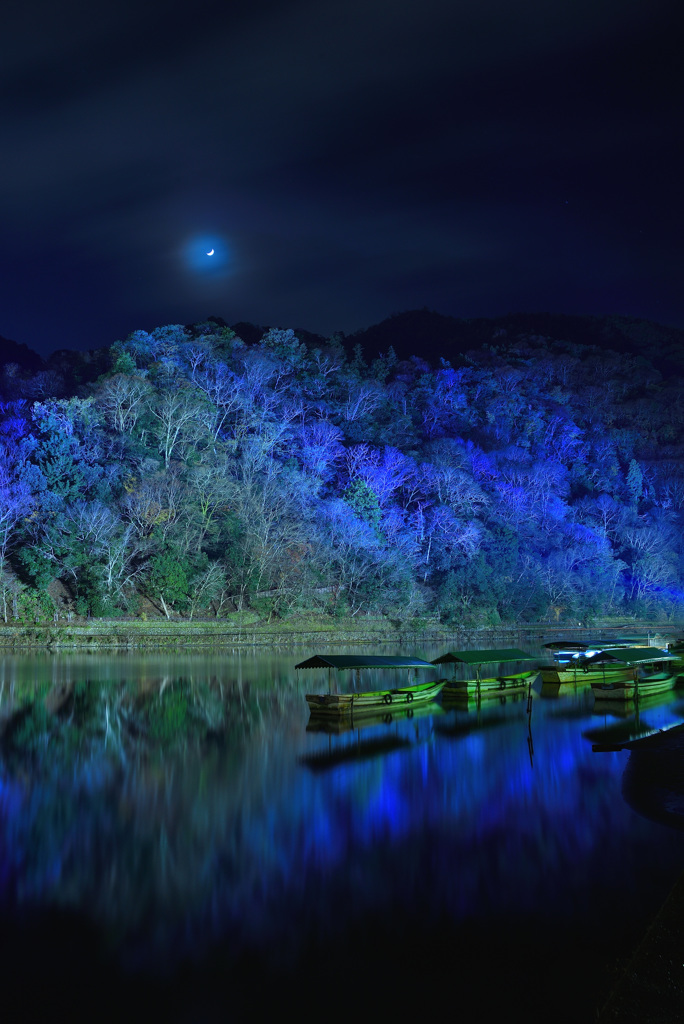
[206,248,214,256]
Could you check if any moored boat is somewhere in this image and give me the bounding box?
[585,647,681,702]
[539,639,659,688]
[296,655,444,717]
[304,677,446,715]
[431,648,538,699]
[540,662,633,686]
[542,640,591,657]
[592,672,678,702]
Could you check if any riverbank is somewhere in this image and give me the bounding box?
[0,615,678,650]
[597,865,684,1022]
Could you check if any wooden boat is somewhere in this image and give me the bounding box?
[540,639,658,687]
[540,659,632,686]
[304,678,446,715]
[542,640,591,657]
[431,648,538,699]
[542,638,653,656]
[296,654,444,717]
[592,672,678,702]
[586,648,681,703]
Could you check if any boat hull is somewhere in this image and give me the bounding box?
[306,678,446,716]
[591,672,679,702]
[540,665,632,685]
[442,670,537,699]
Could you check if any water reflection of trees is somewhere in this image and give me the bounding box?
[0,672,273,766]
[0,664,307,963]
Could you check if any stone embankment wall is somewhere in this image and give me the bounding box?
[0,619,677,650]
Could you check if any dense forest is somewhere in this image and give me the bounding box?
[0,311,683,626]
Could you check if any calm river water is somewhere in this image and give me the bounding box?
[1,642,684,1021]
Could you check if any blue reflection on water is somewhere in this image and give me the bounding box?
[1,652,684,1002]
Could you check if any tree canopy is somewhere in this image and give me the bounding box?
[1,315,683,625]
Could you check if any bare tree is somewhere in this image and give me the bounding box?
[121,475,186,545]
[62,499,119,554]
[190,361,242,441]
[188,563,228,619]
[186,461,233,551]
[97,374,152,433]
[297,419,344,479]
[148,387,210,468]
[101,526,141,606]
[343,381,383,422]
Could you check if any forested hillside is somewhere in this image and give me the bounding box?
[0,316,683,625]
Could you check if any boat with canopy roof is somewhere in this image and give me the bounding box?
[431,648,538,699]
[585,647,682,702]
[539,637,660,688]
[296,655,445,716]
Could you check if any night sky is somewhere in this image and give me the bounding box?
[2,0,682,357]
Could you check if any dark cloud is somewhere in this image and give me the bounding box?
[1,0,682,354]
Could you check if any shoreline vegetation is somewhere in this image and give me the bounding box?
[1,313,684,633]
[0,614,678,650]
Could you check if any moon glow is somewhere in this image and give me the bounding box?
[184,236,230,274]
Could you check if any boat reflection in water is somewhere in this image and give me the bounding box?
[586,693,684,830]
[621,724,684,831]
[436,683,536,766]
[301,701,443,772]
[585,692,684,746]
